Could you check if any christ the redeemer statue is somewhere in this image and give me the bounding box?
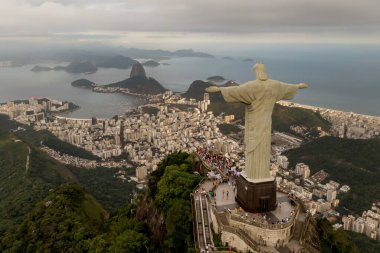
[206,63,308,180]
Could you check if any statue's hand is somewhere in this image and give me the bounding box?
[298,83,309,89]
[205,86,221,93]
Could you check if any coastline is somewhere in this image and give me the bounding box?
[47,95,380,122]
[92,86,152,99]
[278,101,380,120]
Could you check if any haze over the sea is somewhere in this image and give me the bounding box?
[0,0,379,117]
[0,44,379,118]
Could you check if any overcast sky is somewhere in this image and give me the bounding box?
[1,0,379,50]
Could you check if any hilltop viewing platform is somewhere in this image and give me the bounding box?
[193,151,305,253]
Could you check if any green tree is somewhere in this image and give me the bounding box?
[109,230,149,253]
[164,199,194,253]
[148,151,194,198]
[155,165,199,211]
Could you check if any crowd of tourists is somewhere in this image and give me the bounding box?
[196,147,241,180]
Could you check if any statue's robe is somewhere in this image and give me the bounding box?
[220,80,298,180]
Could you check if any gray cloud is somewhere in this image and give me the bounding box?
[0,0,379,43]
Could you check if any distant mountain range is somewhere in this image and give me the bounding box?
[96,55,137,69]
[32,55,139,74]
[6,45,216,68]
[207,75,226,82]
[116,47,214,59]
[31,61,97,74]
[31,47,213,74]
[50,47,213,64]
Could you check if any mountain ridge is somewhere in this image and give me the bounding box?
[31,61,98,74]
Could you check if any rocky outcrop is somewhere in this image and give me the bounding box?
[130,62,146,78]
[135,196,166,243]
[105,63,166,95]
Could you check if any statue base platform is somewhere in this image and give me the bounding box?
[235,173,276,213]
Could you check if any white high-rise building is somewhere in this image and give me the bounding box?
[327,189,337,202]
[342,215,354,230]
[353,218,366,234]
[303,167,310,179]
[203,92,210,103]
[295,163,310,179]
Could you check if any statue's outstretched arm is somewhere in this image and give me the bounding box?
[278,82,309,101]
[297,83,309,89]
[205,86,221,93]
[280,82,309,89]
[205,83,253,104]
[221,85,253,104]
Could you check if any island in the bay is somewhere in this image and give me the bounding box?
[71,62,166,96]
[71,79,97,89]
[142,60,160,67]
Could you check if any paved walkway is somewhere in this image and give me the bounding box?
[197,180,214,193]
[197,179,240,212]
[214,182,239,212]
[270,192,295,222]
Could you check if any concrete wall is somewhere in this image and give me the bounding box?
[210,206,220,233]
[229,219,293,247]
[221,231,256,253]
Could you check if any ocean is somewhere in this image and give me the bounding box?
[1,44,379,117]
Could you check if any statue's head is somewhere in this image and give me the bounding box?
[253,63,269,81]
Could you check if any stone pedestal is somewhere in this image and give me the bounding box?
[235,173,276,213]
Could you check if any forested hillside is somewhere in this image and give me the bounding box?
[0,133,200,253]
[0,130,73,232]
[285,136,380,214]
